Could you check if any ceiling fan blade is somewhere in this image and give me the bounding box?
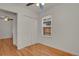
[26,3,34,6]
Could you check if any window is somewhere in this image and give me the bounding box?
[42,16,52,37]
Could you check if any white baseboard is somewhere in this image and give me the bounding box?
[39,42,78,55]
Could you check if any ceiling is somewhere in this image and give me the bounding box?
[25,3,59,13]
[0,3,60,14]
[13,3,60,14]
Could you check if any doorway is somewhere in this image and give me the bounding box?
[0,9,17,47]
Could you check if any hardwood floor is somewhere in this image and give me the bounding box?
[0,38,75,56]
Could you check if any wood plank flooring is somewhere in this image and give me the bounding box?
[0,38,75,56]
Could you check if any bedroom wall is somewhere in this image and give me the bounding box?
[17,14,37,49]
[38,4,79,55]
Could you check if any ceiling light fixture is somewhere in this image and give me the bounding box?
[36,3,39,6]
[4,16,13,21]
[36,3,45,6]
[41,3,45,5]
[4,16,9,21]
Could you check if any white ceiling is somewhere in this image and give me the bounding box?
[0,3,60,14]
[25,3,59,13]
[13,3,60,14]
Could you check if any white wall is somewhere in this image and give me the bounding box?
[38,4,79,55]
[0,3,38,49]
[17,14,37,49]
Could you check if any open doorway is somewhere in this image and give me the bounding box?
[0,9,17,48]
